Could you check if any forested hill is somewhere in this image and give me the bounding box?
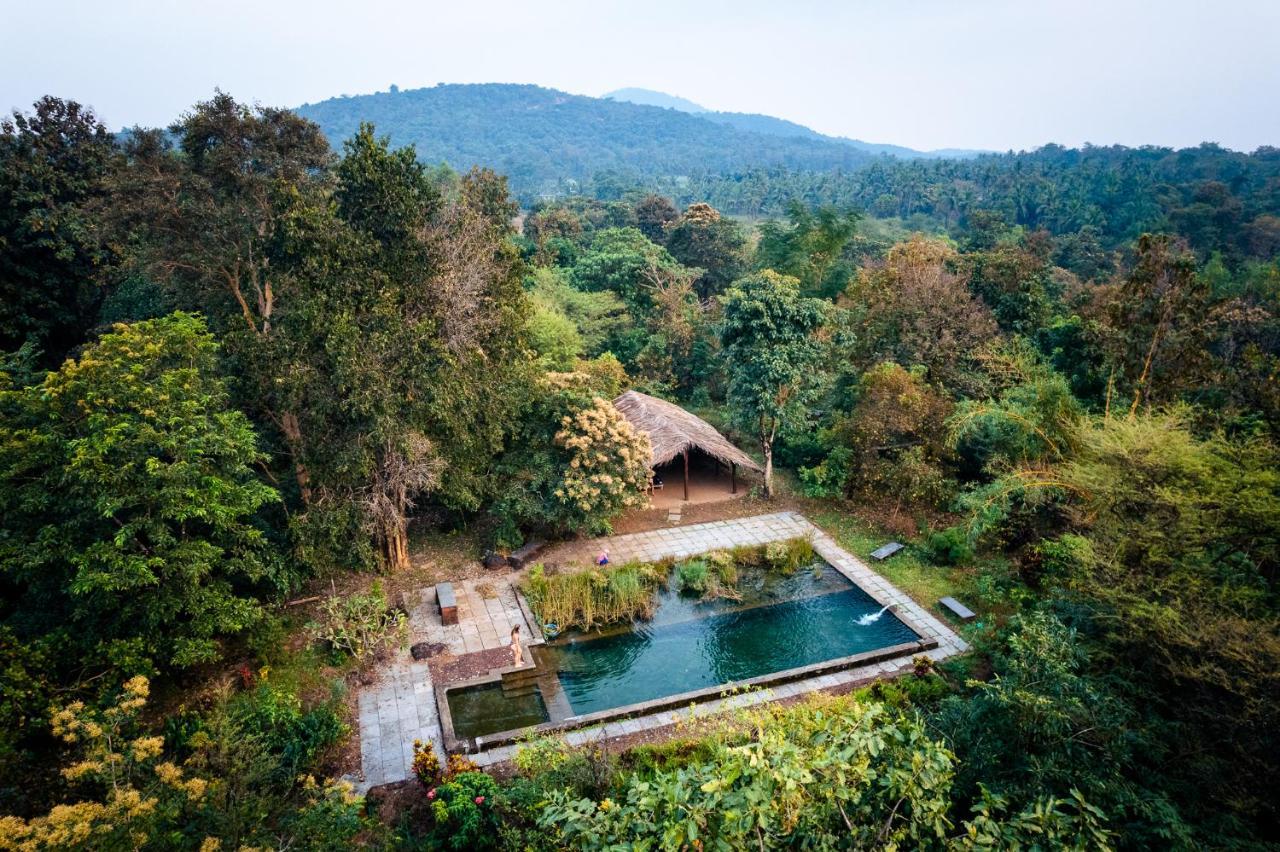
[604,87,980,159]
[294,83,879,197]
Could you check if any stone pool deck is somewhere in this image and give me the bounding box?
[354,578,537,790]
[352,511,969,789]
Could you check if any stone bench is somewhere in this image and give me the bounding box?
[436,582,458,626]
[939,596,975,621]
[870,542,904,561]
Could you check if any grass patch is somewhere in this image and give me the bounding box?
[808,508,975,607]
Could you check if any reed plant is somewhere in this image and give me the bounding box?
[679,552,743,601]
[522,536,818,631]
[523,562,665,631]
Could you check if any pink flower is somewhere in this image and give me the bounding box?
[474,795,486,805]
[426,789,436,800]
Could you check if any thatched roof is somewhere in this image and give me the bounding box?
[613,390,762,472]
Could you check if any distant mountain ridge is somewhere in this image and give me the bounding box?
[294,83,974,201]
[603,87,983,160]
[603,87,708,113]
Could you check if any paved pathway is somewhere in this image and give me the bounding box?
[354,511,969,788]
[354,577,535,790]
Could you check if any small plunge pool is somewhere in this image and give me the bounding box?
[446,561,918,741]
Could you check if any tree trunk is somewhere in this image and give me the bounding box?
[278,411,313,505]
[762,439,774,498]
[381,520,411,572]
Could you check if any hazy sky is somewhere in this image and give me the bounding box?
[3,0,1278,152]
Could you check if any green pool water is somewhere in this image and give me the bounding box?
[447,681,548,741]
[445,563,917,739]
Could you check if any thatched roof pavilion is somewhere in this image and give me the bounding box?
[613,390,761,501]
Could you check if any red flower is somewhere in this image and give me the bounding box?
[474,795,485,805]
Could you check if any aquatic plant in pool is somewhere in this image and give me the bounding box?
[521,561,666,632]
[521,538,818,633]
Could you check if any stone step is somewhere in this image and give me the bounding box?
[502,683,538,698]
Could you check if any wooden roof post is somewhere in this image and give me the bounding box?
[683,448,690,501]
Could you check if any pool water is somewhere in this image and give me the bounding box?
[446,562,917,739]
[448,681,548,741]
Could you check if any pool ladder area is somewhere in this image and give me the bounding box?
[501,657,574,723]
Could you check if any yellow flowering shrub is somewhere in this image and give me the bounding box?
[0,677,207,851]
[553,397,652,532]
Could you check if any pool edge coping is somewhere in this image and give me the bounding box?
[448,637,934,752]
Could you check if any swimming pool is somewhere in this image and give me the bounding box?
[445,561,920,742]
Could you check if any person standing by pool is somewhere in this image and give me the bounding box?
[510,625,523,666]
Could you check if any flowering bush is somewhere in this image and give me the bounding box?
[489,370,647,546]
[0,677,211,850]
[426,771,501,851]
[552,397,651,534]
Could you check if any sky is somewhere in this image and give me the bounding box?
[3,0,1278,152]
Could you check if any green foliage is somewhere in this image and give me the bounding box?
[1095,234,1213,413]
[841,236,998,392]
[570,228,685,310]
[756,201,862,298]
[677,145,1280,264]
[0,675,369,851]
[526,267,630,358]
[962,223,1058,335]
[935,612,1134,798]
[720,270,829,494]
[0,313,281,671]
[763,537,816,575]
[228,682,347,782]
[307,581,408,664]
[923,527,975,566]
[954,411,1280,842]
[536,696,1112,850]
[426,771,502,851]
[674,558,709,595]
[295,84,875,200]
[804,361,956,509]
[0,97,118,364]
[662,202,747,299]
[949,341,1085,472]
[526,301,584,369]
[491,376,649,544]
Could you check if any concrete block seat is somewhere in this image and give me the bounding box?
[437,582,458,626]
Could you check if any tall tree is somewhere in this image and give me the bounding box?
[665,202,747,300]
[320,125,530,568]
[0,97,118,363]
[0,313,280,671]
[756,202,861,298]
[104,92,334,504]
[842,236,999,392]
[720,271,828,495]
[633,193,678,243]
[1092,234,1212,415]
